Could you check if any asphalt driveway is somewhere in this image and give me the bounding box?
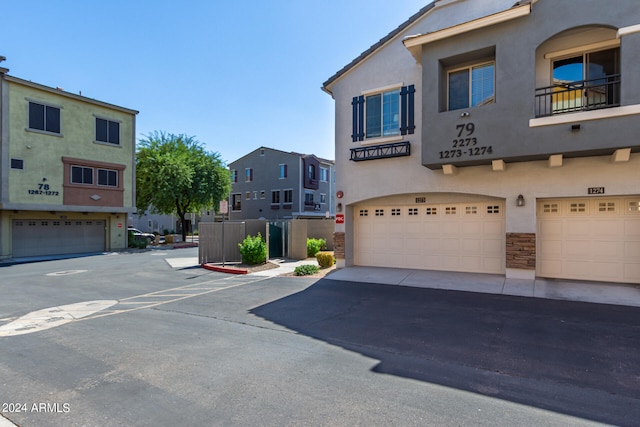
[1,250,639,426]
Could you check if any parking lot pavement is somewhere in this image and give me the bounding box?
[1,251,639,426]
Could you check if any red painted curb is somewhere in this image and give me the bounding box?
[201,263,248,275]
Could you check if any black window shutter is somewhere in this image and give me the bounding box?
[400,85,416,135]
[351,96,365,142]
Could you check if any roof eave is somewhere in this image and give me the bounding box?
[403,2,532,62]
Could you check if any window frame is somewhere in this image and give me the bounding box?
[97,168,118,187]
[365,87,401,139]
[352,84,415,142]
[279,164,288,179]
[27,100,62,135]
[319,167,329,182]
[283,189,293,204]
[71,165,94,185]
[231,193,242,211]
[447,61,495,111]
[245,168,253,182]
[271,190,281,205]
[95,117,121,146]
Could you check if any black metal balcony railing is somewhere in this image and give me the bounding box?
[350,141,411,162]
[535,74,621,118]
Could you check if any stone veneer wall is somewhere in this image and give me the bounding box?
[506,233,536,270]
[333,232,345,259]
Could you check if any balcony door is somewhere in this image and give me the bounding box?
[552,48,619,113]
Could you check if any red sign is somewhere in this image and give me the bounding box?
[335,214,345,224]
[117,223,123,228]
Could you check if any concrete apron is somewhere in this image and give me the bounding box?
[326,267,640,308]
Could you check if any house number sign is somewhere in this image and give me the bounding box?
[28,181,59,196]
[439,122,494,159]
[588,187,605,194]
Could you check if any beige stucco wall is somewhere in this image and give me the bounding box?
[326,0,640,275]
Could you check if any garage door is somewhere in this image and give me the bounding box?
[355,201,505,274]
[537,198,640,284]
[12,219,106,257]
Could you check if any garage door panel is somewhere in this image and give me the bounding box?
[624,220,640,236]
[483,239,503,256]
[540,239,562,257]
[441,238,460,252]
[462,238,482,253]
[355,200,505,274]
[461,222,482,235]
[566,220,593,237]
[624,264,640,282]
[538,197,640,284]
[13,219,105,258]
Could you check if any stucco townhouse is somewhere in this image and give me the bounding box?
[323,0,640,285]
[229,146,335,221]
[0,63,138,259]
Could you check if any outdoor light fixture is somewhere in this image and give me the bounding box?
[516,194,525,207]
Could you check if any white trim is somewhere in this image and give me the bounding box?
[361,83,403,96]
[530,105,640,127]
[403,4,531,48]
[360,135,404,146]
[25,97,64,109]
[543,39,620,60]
[617,24,640,38]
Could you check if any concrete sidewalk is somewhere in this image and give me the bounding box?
[166,256,640,308]
[325,266,640,308]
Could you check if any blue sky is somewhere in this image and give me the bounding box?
[2,1,426,165]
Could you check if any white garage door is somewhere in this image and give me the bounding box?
[12,219,106,257]
[355,201,505,274]
[537,198,640,284]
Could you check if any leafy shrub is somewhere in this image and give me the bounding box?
[316,251,335,268]
[238,233,267,265]
[294,264,320,276]
[128,231,148,249]
[306,238,326,257]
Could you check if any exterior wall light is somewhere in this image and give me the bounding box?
[516,194,525,207]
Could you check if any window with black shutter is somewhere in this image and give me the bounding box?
[352,85,414,141]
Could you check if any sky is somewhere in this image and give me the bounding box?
[2,0,427,165]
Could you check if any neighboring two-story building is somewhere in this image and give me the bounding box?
[229,147,335,220]
[323,0,640,285]
[0,65,138,259]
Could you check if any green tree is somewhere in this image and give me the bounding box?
[136,131,231,241]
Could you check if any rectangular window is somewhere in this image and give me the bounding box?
[448,62,495,111]
[271,190,280,204]
[245,168,253,182]
[304,191,314,207]
[232,193,242,211]
[352,85,414,142]
[97,168,118,187]
[29,102,61,134]
[260,191,266,199]
[246,192,251,200]
[230,169,237,183]
[320,167,329,182]
[279,164,287,179]
[550,47,620,115]
[95,118,120,145]
[71,166,93,185]
[283,189,293,204]
[320,194,326,204]
[366,89,400,138]
[11,158,24,169]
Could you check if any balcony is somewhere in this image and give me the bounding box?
[535,75,620,118]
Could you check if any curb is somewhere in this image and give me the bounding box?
[201,263,248,275]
